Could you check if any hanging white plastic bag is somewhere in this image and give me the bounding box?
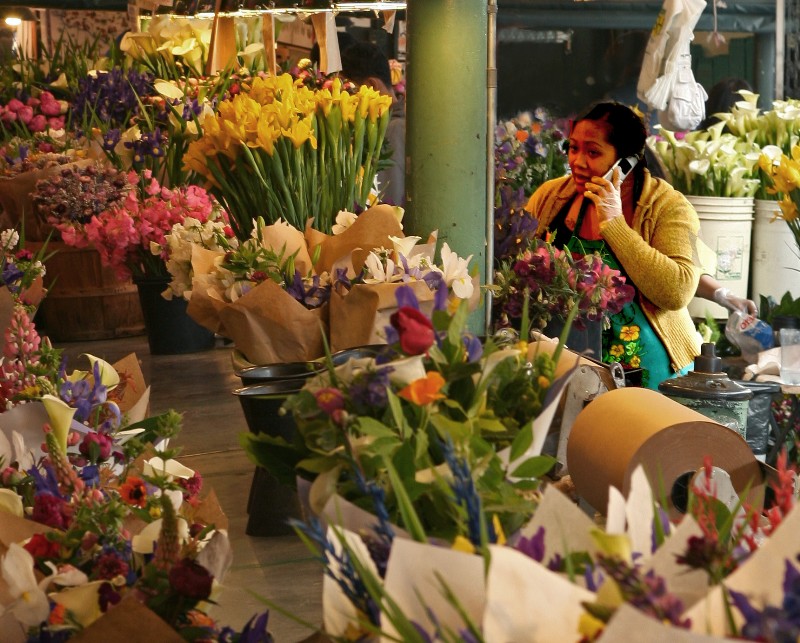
[637,0,707,113]
[657,54,708,130]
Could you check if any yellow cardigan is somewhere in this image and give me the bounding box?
[525,171,702,371]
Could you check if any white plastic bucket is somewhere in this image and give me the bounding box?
[687,195,753,319]
[750,199,800,304]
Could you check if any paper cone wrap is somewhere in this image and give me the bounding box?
[0,159,93,241]
[72,597,185,643]
[567,388,765,518]
[329,280,433,352]
[308,204,403,275]
[218,279,329,364]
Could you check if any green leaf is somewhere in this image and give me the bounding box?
[510,454,556,479]
[383,455,428,542]
[509,423,534,463]
[355,416,399,439]
[429,413,473,443]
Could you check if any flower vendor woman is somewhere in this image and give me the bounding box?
[525,101,702,389]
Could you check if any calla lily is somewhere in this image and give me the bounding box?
[0,543,50,627]
[154,80,185,101]
[144,456,195,480]
[50,581,104,629]
[41,562,89,590]
[41,394,76,454]
[12,430,33,472]
[239,42,265,68]
[0,429,11,467]
[389,234,421,259]
[83,354,120,389]
[379,354,427,387]
[132,517,190,555]
[0,488,23,517]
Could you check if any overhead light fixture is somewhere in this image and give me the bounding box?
[2,7,35,27]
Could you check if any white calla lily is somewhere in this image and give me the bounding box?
[41,395,76,453]
[132,517,190,555]
[144,455,195,480]
[389,235,421,259]
[50,581,105,628]
[0,488,23,517]
[154,80,185,100]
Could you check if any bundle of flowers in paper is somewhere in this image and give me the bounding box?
[184,205,404,364]
[328,230,478,352]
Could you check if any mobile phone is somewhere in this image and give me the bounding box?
[602,155,639,182]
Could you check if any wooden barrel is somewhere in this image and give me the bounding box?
[29,242,146,342]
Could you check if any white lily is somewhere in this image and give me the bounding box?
[41,394,76,453]
[0,543,50,627]
[438,242,474,299]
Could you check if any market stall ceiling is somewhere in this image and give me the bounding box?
[499,0,777,33]
[1,0,777,34]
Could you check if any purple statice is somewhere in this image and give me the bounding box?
[348,367,392,415]
[441,439,496,547]
[72,68,155,130]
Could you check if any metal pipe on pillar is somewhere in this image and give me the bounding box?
[405,0,489,332]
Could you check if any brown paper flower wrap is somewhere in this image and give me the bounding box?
[0,159,93,241]
[186,204,404,364]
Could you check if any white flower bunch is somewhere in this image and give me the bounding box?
[362,235,475,300]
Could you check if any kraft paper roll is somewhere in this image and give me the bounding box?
[567,388,764,519]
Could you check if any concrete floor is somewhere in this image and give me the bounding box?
[56,334,324,642]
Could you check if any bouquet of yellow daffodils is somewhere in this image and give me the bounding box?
[185,73,392,239]
[758,145,800,262]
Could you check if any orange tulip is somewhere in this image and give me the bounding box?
[398,371,446,406]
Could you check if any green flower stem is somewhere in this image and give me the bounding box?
[551,302,580,367]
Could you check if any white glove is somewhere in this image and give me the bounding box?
[713,287,758,316]
[584,167,623,225]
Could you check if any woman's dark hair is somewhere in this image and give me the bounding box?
[571,101,649,199]
[697,77,753,130]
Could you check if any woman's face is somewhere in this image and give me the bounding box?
[567,119,618,195]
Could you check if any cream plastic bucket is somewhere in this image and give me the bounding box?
[750,199,800,303]
[687,196,753,319]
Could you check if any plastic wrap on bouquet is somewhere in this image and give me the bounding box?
[218,279,330,364]
[330,280,434,352]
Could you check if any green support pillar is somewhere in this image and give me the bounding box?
[405,0,489,332]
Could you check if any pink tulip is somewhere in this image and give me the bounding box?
[40,98,62,116]
[28,114,47,132]
[17,105,33,125]
[6,98,24,112]
[47,116,65,130]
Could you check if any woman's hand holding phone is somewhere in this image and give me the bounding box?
[584,163,625,226]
